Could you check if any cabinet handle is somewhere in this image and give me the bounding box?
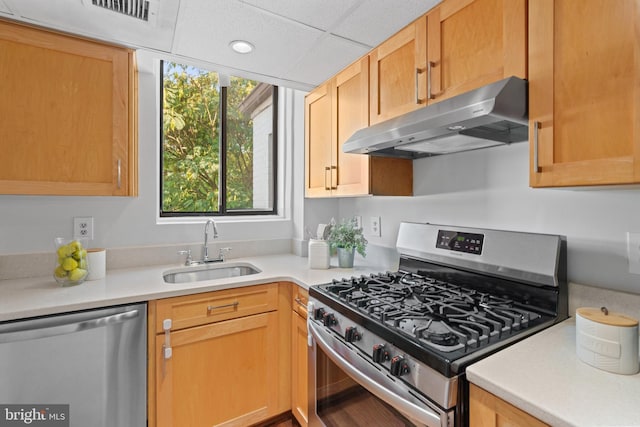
[294,297,307,309]
[207,301,239,314]
[533,121,541,173]
[330,166,337,190]
[324,166,331,191]
[117,159,122,189]
[162,318,172,378]
[415,68,425,104]
[427,61,435,100]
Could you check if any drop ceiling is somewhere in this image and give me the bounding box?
[0,0,441,91]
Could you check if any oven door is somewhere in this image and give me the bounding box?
[308,321,453,427]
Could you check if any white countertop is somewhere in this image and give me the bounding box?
[0,254,382,322]
[466,317,640,427]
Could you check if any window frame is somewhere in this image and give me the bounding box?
[159,60,279,218]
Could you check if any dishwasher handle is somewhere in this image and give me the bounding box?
[0,309,140,344]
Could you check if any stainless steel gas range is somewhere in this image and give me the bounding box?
[307,222,567,427]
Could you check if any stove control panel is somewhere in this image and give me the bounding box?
[436,229,484,255]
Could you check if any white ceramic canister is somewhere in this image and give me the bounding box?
[576,307,639,375]
[308,239,330,270]
[86,248,106,280]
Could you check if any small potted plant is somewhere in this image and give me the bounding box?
[328,218,367,268]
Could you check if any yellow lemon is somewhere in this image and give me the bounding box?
[68,268,87,282]
[62,257,78,271]
[54,266,67,278]
[73,249,87,261]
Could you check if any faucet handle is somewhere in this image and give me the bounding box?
[177,249,192,266]
[218,247,231,261]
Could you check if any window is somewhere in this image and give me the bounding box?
[160,61,277,216]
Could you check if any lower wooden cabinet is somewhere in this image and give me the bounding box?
[291,286,309,426]
[148,283,291,427]
[469,384,548,427]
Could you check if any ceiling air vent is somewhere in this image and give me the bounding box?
[90,0,151,21]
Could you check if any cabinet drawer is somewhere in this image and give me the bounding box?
[155,283,279,332]
[292,286,308,319]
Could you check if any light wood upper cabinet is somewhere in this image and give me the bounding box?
[469,384,549,427]
[427,0,527,103]
[0,19,138,196]
[333,57,371,196]
[305,57,412,197]
[369,16,427,125]
[529,0,640,187]
[305,82,333,197]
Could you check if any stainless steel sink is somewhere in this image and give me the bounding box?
[163,263,260,284]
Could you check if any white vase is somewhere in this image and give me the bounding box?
[337,247,355,268]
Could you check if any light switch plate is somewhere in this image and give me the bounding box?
[626,232,640,274]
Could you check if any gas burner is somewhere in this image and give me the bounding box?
[319,268,547,353]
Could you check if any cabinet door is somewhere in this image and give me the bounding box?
[305,82,334,197]
[529,0,640,187]
[334,57,371,196]
[0,20,137,196]
[156,312,279,427]
[369,16,427,124]
[291,310,308,426]
[469,384,549,427]
[427,0,526,102]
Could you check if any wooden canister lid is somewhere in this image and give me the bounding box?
[576,307,639,327]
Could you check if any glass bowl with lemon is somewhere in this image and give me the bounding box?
[54,238,89,286]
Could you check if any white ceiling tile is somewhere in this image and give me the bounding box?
[239,0,361,32]
[283,34,369,87]
[172,0,325,81]
[333,0,441,46]
[4,0,178,52]
[3,0,444,88]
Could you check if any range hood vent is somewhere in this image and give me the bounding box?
[89,0,152,21]
[343,76,529,159]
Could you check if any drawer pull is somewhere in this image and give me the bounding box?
[294,297,307,308]
[207,301,239,313]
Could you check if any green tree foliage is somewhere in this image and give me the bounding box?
[226,77,256,209]
[162,62,256,212]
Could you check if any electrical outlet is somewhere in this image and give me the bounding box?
[73,217,94,240]
[369,216,382,237]
[627,232,640,274]
[354,216,362,230]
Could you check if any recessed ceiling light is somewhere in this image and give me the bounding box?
[229,40,254,54]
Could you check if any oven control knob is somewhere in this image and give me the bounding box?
[372,344,390,363]
[314,307,326,321]
[390,355,410,376]
[344,326,361,343]
[322,312,337,327]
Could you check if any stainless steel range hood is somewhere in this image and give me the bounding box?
[343,76,528,159]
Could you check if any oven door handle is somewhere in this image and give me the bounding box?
[309,321,450,427]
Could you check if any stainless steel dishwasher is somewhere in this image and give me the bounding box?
[0,303,147,426]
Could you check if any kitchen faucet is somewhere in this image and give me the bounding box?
[203,219,218,261]
[177,219,231,265]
